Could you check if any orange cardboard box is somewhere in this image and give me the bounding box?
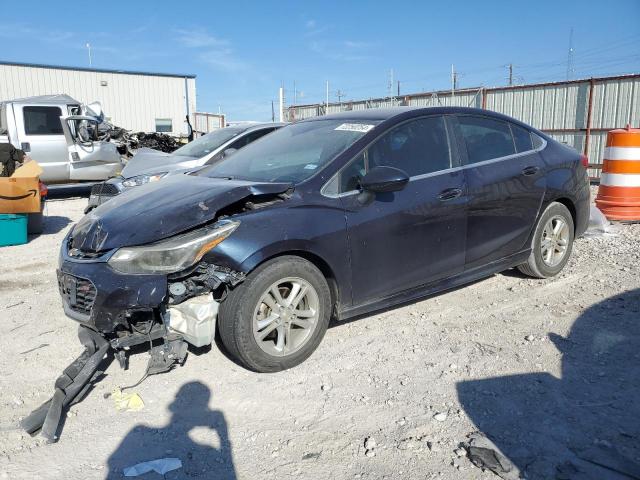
[0,160,43,214]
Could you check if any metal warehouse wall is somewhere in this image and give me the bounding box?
[0,62,196,134]
[286,74,640,179]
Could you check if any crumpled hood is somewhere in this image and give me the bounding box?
[121,148,198,178]
[71,174,292,252]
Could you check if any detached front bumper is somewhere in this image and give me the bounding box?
[58,245,167,332]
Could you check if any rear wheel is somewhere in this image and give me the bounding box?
[518,202,574,278]
[218,256,331,372]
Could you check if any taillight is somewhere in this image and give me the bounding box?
[39,181,48,198]
[580,154,589,169]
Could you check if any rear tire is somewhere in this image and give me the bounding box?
[518,202,574,278]
[218,256,331,372]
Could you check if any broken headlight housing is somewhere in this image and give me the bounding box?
[122,172,168,188]
[108,220,239,274]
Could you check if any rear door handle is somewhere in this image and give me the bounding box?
[521,166,540,176]
[438,187,463,201]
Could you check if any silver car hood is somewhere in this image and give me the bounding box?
[121,148,201,178]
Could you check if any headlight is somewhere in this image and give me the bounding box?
[108,220,239,274]
[122,172,168,188]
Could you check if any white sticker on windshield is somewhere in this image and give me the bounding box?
[304,164,318,170]
[334,123,375,133]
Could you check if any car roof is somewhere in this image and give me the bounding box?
[303,106,527,125]
[1,94,80,106]
[243,122,286,131]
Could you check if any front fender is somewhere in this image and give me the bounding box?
[201,203,352,308]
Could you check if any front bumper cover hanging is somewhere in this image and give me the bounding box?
[21,326,111,442]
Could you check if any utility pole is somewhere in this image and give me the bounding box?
[325,80,329,114]
[397,80,400,97]
[451,64,457,97]
[508,63,513,86]
[271,100,275,122]
[278,87,285,123]
[388,69,394,99]
[86,43,92,66]
[566,27,575,80]
[336,89,345,104]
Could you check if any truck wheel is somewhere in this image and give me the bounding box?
[518,202,574,279]
[218,256,331,372]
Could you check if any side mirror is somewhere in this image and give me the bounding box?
[360,166,409,193]
[223,148,237,158]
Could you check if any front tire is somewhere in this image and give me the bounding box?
[218,256,331,372]
[518,202,575,278]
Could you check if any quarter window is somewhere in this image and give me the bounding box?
[457,116,515,164]
[334,116,451,193]
[511,124,533,152]
[23,106,63,135]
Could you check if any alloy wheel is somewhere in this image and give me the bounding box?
[252,277,320,357]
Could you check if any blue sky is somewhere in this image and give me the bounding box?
[2,0,639,121]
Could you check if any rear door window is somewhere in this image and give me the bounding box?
[23,106,63,135]
[457,115,515,164]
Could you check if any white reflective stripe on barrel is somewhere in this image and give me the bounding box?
[600,173,640,187]
[603,147,640,161]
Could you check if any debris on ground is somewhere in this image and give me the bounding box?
[111,388,145,412]
[364,436,377,457]
[466,433,521,480]
[123,458,182,477]
[584,204,619,237]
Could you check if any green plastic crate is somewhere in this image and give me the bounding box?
[0,214,28,246]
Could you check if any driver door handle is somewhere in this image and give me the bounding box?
[438,187,463,201]
[521,166,540,176]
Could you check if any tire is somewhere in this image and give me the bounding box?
[218,256,331,372]
[518,202,575,279]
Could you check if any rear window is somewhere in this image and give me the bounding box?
[23,106,63,135]
[457,116,515,164]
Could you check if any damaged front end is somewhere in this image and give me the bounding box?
[23,175,290,441]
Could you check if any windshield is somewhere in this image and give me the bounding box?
[171,127,246,158]
[199,119,380,183]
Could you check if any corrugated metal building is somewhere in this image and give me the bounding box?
[0,61,196,134]
[286,74,640,180]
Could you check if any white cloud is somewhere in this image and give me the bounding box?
[174,28,247,72]
[174,29,229,49]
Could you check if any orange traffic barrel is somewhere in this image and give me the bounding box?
[595,125,640,221]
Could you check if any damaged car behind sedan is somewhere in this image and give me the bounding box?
[57,106,590,373]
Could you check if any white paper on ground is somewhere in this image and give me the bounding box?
[123,457,182,476]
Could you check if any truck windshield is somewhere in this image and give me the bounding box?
[199,119,380,183]
[171,127,246,158]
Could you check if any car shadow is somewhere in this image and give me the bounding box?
[456,288,640,479]
[106,381,237,479]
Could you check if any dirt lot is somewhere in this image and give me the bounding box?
[0,191,638,480]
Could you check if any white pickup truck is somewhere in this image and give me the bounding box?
[0,94,122,183]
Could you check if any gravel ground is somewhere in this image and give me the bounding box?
[0,190,638,480]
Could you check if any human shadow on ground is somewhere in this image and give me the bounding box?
[457,288,640,479]
[106,381,237,479]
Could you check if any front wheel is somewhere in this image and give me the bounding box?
[518,202,575,278]
[217,256,331,372]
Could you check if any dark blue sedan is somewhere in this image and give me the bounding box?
[59,107,590,373]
